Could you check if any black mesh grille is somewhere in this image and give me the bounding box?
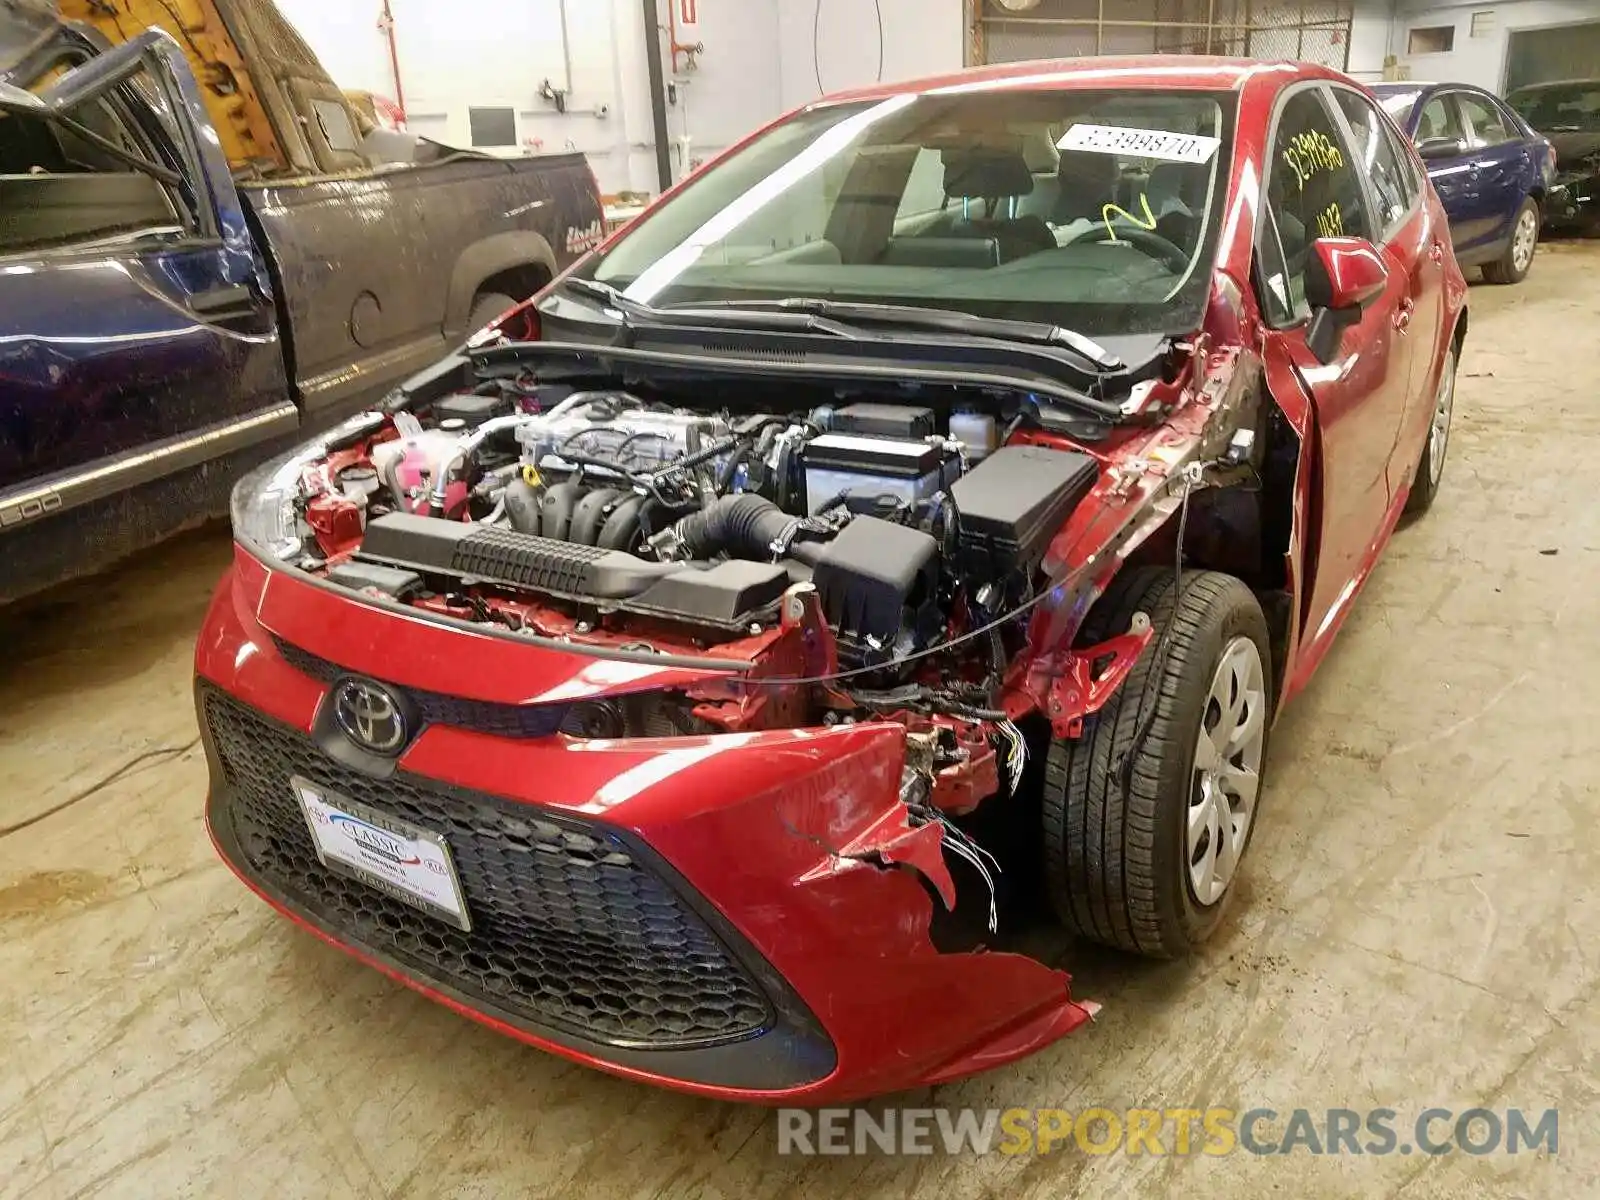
[202,687,772,1048]
[273,639,570,739]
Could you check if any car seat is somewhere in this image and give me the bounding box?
[1145,161,1208,252]
[939,147,1055,261]
[1054,148,1122,224]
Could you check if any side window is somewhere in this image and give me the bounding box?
[1383,121,1423,208]
[1416,95,1465,144]
[0,104,181,257]
[893,148,948,221]
[1457,94,1513,147]
[1259,88,1369,323]
[1333,90,1412,237]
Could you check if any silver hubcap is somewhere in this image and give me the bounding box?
[1429,350,1455,486]
[1187,636,1266,906]
[1512,208,1538,272]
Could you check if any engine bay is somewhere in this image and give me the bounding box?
[282,377,1116,815]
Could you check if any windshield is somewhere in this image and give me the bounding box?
[583,88,1235,337]
[1508,83,1600,132]
[1375,89,1421,124]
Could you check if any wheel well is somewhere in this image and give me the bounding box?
[473,262,553,306]
[1123,393,1302,698]
[1451,307,1469,355]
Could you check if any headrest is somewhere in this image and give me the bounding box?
[1058,146,1123,185]
[942,148,1035,199]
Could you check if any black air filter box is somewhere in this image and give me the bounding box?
[813,516,939,657]
[949,444,1098,578]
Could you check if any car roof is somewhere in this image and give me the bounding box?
[817,54,1321,104]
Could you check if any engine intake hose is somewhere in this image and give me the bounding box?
[666,494,828,566]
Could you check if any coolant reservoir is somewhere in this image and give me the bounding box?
[949,410,998,460]
[371,429,470,514]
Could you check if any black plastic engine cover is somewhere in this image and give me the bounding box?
[358,513,676,599]
[629,561,790,629]
[812,517,939,655]
[949,444,1098,579]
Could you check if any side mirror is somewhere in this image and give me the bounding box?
[1417,135,1467,161]
[1304,236,1389,364]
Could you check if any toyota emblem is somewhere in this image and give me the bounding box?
[332,678,409,756]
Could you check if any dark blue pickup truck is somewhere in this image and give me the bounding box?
[0,16,601,602]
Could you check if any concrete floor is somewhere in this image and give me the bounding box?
[2,244,1598,1199]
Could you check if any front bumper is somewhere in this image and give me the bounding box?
[196,548,1093,1102]
[1545,177,1600,234]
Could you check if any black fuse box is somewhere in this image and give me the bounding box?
[949,444,1099,578]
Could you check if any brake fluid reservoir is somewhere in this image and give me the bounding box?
[950,410,998,460]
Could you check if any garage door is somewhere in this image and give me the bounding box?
[1506,21,1600,92]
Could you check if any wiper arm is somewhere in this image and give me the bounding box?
[559,276,659,317]
[559,278,860,338]
[667,298,1124,370]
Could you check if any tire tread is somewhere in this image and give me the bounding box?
[1042,567,1263,958]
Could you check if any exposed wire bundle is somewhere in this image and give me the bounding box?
[922,808,1003,933]
[995,716,1028,793]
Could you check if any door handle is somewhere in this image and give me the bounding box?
[1394,299,1414,332]
[1429,240,1446,265]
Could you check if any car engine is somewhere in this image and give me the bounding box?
[293,384,1103,759]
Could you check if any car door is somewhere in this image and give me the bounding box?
[1255,83,1416,653]
[1413,91,1477,254]
[1332,86,1447,495]
[1455,90,1531,252]
[0,33,290,531]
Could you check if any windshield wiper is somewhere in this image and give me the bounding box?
[662,298,1125,371]
[559,276,659,317]
[559,277,861,338]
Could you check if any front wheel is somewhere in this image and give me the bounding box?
[1042,567,1272,958]
[1483,197,1539,284]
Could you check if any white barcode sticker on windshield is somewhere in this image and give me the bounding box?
[1057,123,1221,164]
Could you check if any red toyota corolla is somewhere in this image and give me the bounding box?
[197,56,1465,1102]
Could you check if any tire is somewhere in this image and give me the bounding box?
[1042,567,1272,958]
[467,291,518,334]
[1404,344,1456,517]
[1482,198,1539,284]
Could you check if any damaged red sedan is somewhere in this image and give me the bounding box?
[197,57,1466,1102]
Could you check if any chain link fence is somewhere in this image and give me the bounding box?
[971,0,1353,70]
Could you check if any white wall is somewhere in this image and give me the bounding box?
[1345,1,1400,80]
[1390,0,1600,90]
[775,0,965,111]
[274,0,966,194]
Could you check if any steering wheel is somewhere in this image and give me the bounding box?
[1065,224,1192,274]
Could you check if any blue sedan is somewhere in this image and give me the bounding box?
[1372,82,1555,284]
